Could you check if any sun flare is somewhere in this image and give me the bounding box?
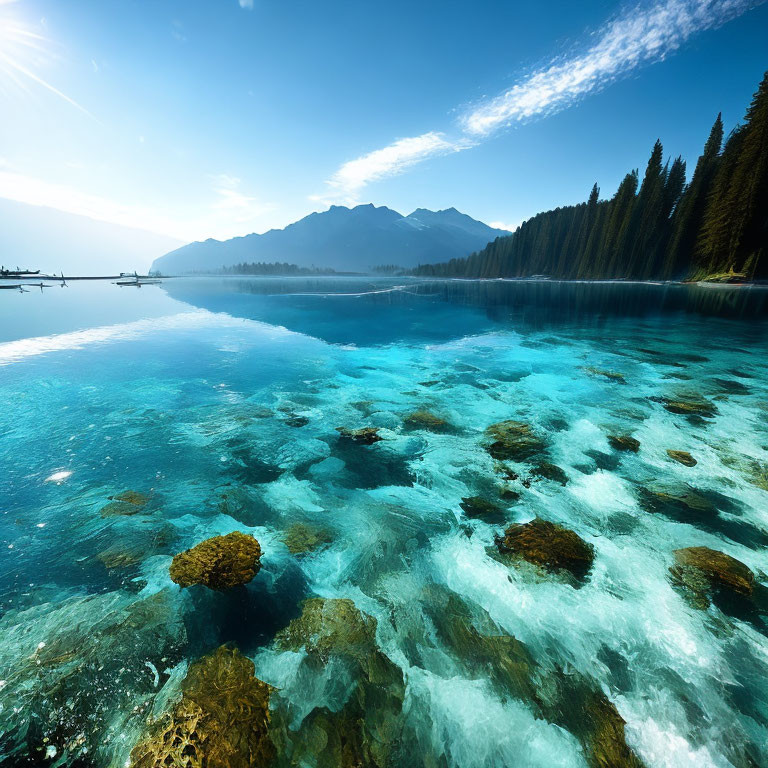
[0,2,90,114]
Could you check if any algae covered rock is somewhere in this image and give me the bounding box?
[459,496,506,524]
[658,396,717,418]
[277,597,378,660]
[667,450,697,467]
[484,420,547,461]
[281,522,331,555]
[670,546,754,607]
[607,435,640,453]
[531,461,569,485]
[336,426,383,445]
[496,518,595,579]
[169,531,262,590]
[101,489,151,517]
[403,409,448,432]
[130,645,274,768]
[273,598,405,767]
[584,367,627,384]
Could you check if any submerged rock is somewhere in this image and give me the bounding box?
[607,435,640,453]
[667,450,697,467]
[658,396,717,418]
[0,590,187,767]
[403,409,448,432]
[169,531,262,590]
[281,522,331,555]
[496,518,595,579]
[531,461,569,485]
[584,366,627,384]
[277,597,378,660]
[273,598,405,767]
[101,490,151,517]
[670,546,754,608]
[336,426,383,445]
[459,496,506,524]
[484,420,547,461]
[130,645,274,768]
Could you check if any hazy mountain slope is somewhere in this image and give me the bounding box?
[0,199,183,275]
[152,204,506,274]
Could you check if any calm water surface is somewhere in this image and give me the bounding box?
[1,277,767,767]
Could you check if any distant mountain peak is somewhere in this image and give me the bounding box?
[152,203,504,274]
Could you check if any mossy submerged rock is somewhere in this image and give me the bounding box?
[671,546,754,601]
[277,598,378,660]
[459,496,506,524]
[484,420,547,461]
[667,450,697,467]
[496,518,595,578]
[273,598,405,767]
[336,426,383,445]
[101,489,151,517]
[608,435,640,453]
[169,531,262,590]
[584,366,627,384]
[403,409,448,432]
[281,522,331,555]
[531,461,569,485]
[130,645,274,768]
[659,396,717,418]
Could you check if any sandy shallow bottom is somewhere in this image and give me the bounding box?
[0,278,767,767]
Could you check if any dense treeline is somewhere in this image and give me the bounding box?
[218,262,337,275]
[415,71,768,281]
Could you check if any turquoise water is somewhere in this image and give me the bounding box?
[1,277,767,767]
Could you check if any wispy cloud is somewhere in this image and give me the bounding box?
[238,0,254,9]
[315,132,472,205]
[211,173,275,220]
[463,0,761,135]
[317,0,762,203]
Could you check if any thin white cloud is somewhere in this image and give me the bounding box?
[211,173,276,220]
[463,0,761,135]
[239,0,254,9]
[316,132,472,205]
[318,0,761,203]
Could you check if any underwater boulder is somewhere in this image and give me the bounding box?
[101,490,151,517]
[670,546,754,608]
[496,518,595,579]
[403,409,449,432]
[0,590,187,767]
[667,450,697,467]
[130,645,274,768]
[273,598,405,767]
[459,496,507,525]
[607,435,640,453]
[169,531,262,590]
[336,426,383,445]
[276,597,378,660]
[281,522,332,555]
[530,461,569,485]
[484,420,547,462]
[583,367,627,384]
[657,396,717,418]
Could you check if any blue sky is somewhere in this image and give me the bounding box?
[0,0,767,244]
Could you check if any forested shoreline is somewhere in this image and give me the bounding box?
[415,71,768,282]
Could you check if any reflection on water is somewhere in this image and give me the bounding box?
[0,276,767,767]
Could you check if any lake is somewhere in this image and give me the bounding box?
[1,277,767,767]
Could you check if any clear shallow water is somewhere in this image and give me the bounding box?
[1,277,767,767]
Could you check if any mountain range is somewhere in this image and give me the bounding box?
[151,204,507,274]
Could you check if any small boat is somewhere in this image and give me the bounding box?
[0,267,40,277]
[115,276,162,287]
